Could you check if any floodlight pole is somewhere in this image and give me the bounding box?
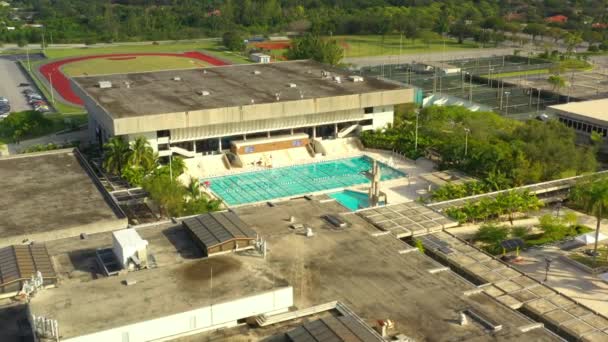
[504,91,511,116]
[536,88,541,113]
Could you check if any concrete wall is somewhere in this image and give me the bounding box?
[60,286,293,342]
[110,89,413,135]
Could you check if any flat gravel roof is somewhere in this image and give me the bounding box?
[72,60,403,118]
[0,149,125,242]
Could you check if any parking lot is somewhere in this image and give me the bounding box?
[0,57,35,113]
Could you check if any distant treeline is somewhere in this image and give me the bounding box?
[1,0,608,45]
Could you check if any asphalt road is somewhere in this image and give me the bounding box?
[0,58,32,113]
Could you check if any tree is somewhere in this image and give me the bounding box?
[418,30,441,48]
[186,176,200,200]
[564,32,583,55]
[547,74,566,92]
[222,31,245,51]
[103,137,130,175]
[286,34,343,65]
[523,23,546,41]
[128,136,155,172]
[475,224,509,247]
[571,176,608,266]
[142,174,186,217]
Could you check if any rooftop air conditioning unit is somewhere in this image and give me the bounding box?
[198,90,211,96]
[98,81,112,89]
[172,76,182,81]
[349,75,364,82]
[287,83,297,88]
[253,70,261,75]
[333,76,341,84]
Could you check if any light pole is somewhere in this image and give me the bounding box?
[49,72,55,104]
[414,109,420,152]
[464,128,470,157]
[504,91,511,116]
[544,258,553,282]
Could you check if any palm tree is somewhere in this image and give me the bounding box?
[548,74,566,93]
[103,137,131,175]
[571,176,608,266]
[186,177,200,200]
[128,136,155,170]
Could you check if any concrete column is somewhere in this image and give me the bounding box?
[290,128,294,135]
[267,131,271,138]
[218,138,222,151]
[193,141,197,153]
[334,123,338,137]
[312,126,316,138]
[243,134,247,141]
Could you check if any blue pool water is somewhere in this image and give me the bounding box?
[328,190,372,211]
[204,156,405,206]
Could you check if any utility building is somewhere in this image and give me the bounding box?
[183,211,257,256]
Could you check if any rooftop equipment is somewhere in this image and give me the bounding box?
[349,75,364,82]
[287,83,297,88]
[98,81,112,89]
[198,90,211,96]
[112,229,149,269]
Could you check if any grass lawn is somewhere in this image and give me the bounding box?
[43,40,250,64]
[334,35,483,58]
[482,69,550,78]
[62,55,210,76]
[570,246,608,268]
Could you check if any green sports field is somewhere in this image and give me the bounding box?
[336,35,482,58]
[61,55,211,76]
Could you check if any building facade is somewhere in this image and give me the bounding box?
[71,60,413,160]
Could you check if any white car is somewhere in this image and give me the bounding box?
[0,97,8,103]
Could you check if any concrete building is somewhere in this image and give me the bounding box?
[549,99,608,153]
[250,52,271,63]
[71,60,412,164]
[0,149,128,247]
[550,99,608,137]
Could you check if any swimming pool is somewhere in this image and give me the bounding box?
[204,156,405,206]
[328,190,376,211]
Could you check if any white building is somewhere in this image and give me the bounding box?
[250,53,271,64]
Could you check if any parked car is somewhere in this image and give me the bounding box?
[27,93,42,99]
[0,97,8,103]
[22,89,34,95]
[35,106,50,113]
[0,105,10,115]
[536,114,549,121]
[18,83,30,87]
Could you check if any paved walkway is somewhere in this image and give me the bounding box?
[447,207,608,316]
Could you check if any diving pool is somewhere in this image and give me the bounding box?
[328,190,375,211]
[204,156,405,206]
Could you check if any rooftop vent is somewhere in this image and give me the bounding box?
[275,92,281,101]
[98,81,112,89]
[287,83,297,88]
[203,70,208,74]
[333,76,342,84]
[321,70,331,78]
[123,81,132,89]
[349,75,364,82]
[172,76,182,81]
[253,70,261,75]
[197,90,211,96]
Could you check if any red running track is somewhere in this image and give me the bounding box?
[39,51,228,106]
